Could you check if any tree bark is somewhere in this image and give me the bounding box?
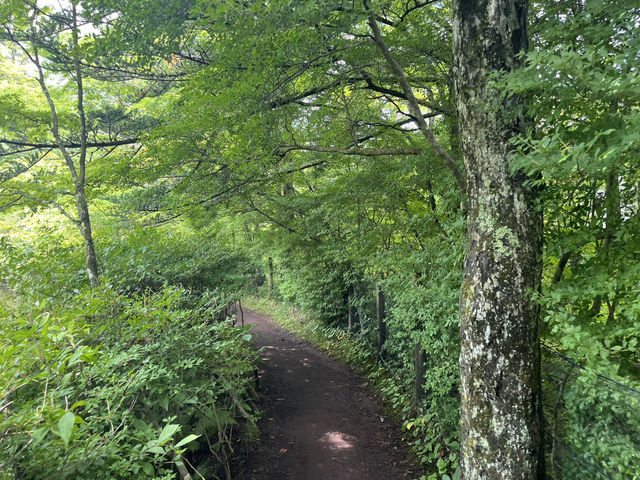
[75,183,100,288]
[453,1,544,479]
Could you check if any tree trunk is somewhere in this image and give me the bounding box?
[601,170,621,326]
[267,257,274,299]
[551,250,571,285]
[453,1,544,478]
[71,3,99,289]
[25,3,100,289]
[375,284,386,356]
[75,183,100,288]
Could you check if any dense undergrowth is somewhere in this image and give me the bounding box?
[0,214,260,480]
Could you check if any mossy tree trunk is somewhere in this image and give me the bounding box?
[452,0,544,478]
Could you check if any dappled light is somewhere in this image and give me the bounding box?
[318,431,357,451]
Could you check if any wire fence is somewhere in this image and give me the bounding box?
[541,344,640,479]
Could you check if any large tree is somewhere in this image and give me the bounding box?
[452,0,544,478]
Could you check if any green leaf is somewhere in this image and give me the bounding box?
[70,400,86,411]
[57,411,76,448]
[157,423,180,445]
[142,462,155,476]
[174,434,200,449]
[146,446,165,455]
[31,426,49,446]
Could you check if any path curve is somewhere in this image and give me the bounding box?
[237,309,411,480]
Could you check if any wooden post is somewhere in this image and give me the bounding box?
[347,288,357,332]
[268,257,274,299]
[238,299,244,327]
[376,283,386,356]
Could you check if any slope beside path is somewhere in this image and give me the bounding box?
[236,309,411,480]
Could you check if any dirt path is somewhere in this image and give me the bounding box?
[236,309,411,480]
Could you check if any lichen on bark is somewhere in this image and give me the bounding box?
[453,0,544,478]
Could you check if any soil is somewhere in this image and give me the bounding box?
[235,309,412,480]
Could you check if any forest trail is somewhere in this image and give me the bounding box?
[237,309,411,480]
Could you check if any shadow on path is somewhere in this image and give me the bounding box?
[236,309,410,480]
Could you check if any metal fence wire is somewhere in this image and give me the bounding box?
[542,344,640,479]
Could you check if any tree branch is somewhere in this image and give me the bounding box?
[277,144,423,157]
[246,199,297,234]
[14,192,80,227]
[364,1,466,192]
[360,72,453,115]
[0,138,139,150]
[0,148,53,180]
[269,76,359,109]
[278,160,328,175]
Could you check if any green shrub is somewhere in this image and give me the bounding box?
[97,224,256,298]
[0,285,259,480]
[275,252,349,325]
